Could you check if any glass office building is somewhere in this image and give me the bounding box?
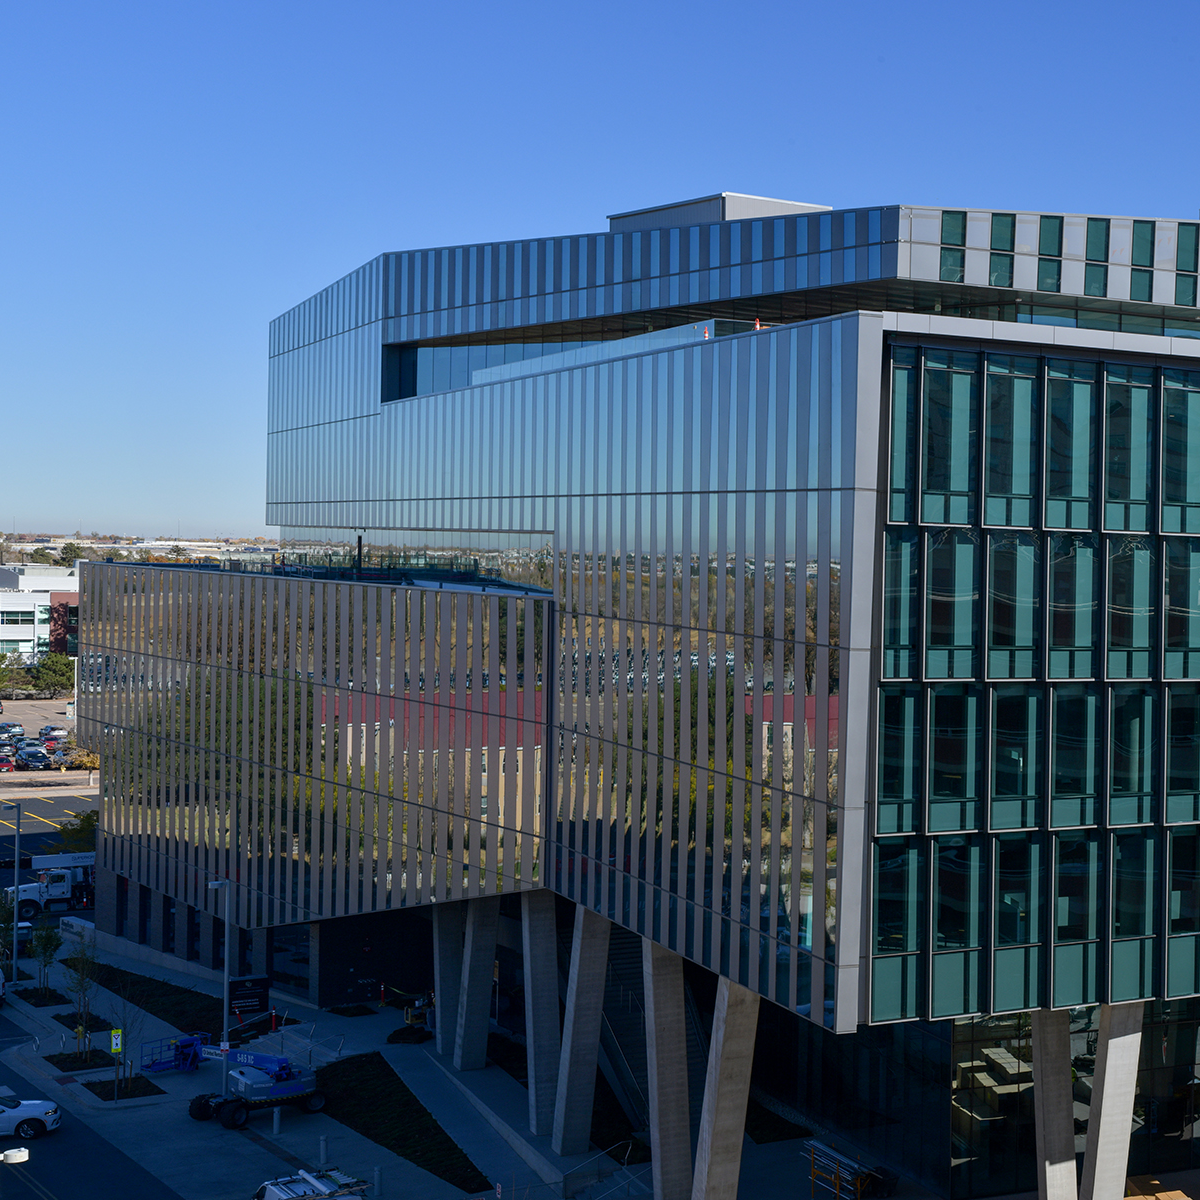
[81,195,1200,1198]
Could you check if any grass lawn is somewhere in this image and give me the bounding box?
[60,958,296,1045]
[13,987,70,1007]
[82,1074,165,1102]
[317,1052,491,1193]
[44,1049,116,1072]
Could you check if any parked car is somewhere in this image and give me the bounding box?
[15,739,42,754]
[15,750,52,771]
[1,725,24,739]
[38,727,67,741]
[40,738,62,753]
[0,1090,60,1139]
[0,758,13,773]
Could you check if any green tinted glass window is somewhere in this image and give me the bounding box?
[1110,688,1156,824]
[940,247,965,283]
[1178,224,1199,273]
[1037,258,1061,293]
[921,353,977,523]
[879,688,921,833]
[1167,686,1200,822]
[883,532,918,678]
[1132,221,1156,268]
[1052,685,1098,825]
[925,531,978,679]
[874,840,923,953]
[991,213,1016,252]
[1048,535,1097,678]
[1039,215,1063,257]
[1055,833,1099,941]
[988,534,1040,677]
[1164,375,1200,533]
[1177,274,1198,307]
[1131,268,1153,302]
[1085,218,1110,262]
[1108,538,1155,677]
[1166,541,1200,676]
[1170,830,1200,933]
[995,835,1042,946]
[984,356,1038,526]
[933,838,983,949]
[1113,832,1155,939]
[992,689,1043,829]
[1104,364,1154,530]
[928,686,982,831]
[889,348,918,522]
[941,211,967,247]
[1045,361,1096,528]
[989,253,1013,287]
[1084,263,1108,297]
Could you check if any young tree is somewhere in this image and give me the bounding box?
[29,921,63,1002]
[57,542,86,566]
[0,894,15,983]
[26,547,54,564]
[52,809,98,854]
[64,929,100,1059]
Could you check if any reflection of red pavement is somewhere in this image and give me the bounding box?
[743,694,838,744]
[319,690,545,747]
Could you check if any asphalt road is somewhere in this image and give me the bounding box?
[0,794,99,898]
[0,1014,182,1200]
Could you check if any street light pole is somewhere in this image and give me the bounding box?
[3,804,20,984]
[207,879,231,1095]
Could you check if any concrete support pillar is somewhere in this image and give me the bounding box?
[643,939,692,1200]
[1080,1002,1144,1200]
[1031,1008,1078,1200]
[691,976,759,1200]
[173,902,190,962]
[197,910,218,970]
[147,891,166,953]
[454,896,501,1071]
[522,890,561,1136]
[250,926,270,977]
[432,902,466,1058]
[127,883,147,945]
[552,904,611,1157]
[93,866,120,938]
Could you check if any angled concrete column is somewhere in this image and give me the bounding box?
[1080,1002,1144,1200]
[552,904,611,1156]
[522,890,562,1135]
[643,939,692,1200]
[691,976,759,1200]
[432,901,466,1057]
[454,896,502,1071]
[1031,1008,1078,1200]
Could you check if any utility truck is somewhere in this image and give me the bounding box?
[251,1169,367,1199]
[189,1048,326,1129]
[2,853,96,922]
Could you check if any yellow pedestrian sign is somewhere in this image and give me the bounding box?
[110,1028,122,1054]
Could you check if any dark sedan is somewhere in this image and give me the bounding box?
[15,749,53,771]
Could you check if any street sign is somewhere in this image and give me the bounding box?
[229,975,270,1017]
[110,1028,122,1053]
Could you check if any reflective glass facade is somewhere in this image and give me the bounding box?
[81,195,1200,1197]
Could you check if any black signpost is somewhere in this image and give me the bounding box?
[228,975,270,1018]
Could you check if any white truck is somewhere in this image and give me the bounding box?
[251,1169,368,1199]
[3,853,96,921]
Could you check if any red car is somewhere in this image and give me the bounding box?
[0,757,13,773]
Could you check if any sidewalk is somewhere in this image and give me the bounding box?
[0,940,472,1200]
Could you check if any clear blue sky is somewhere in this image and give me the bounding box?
[2,0,1193,537]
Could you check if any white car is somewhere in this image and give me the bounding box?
[0,1088,60,1139]
[38,727,68,741]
